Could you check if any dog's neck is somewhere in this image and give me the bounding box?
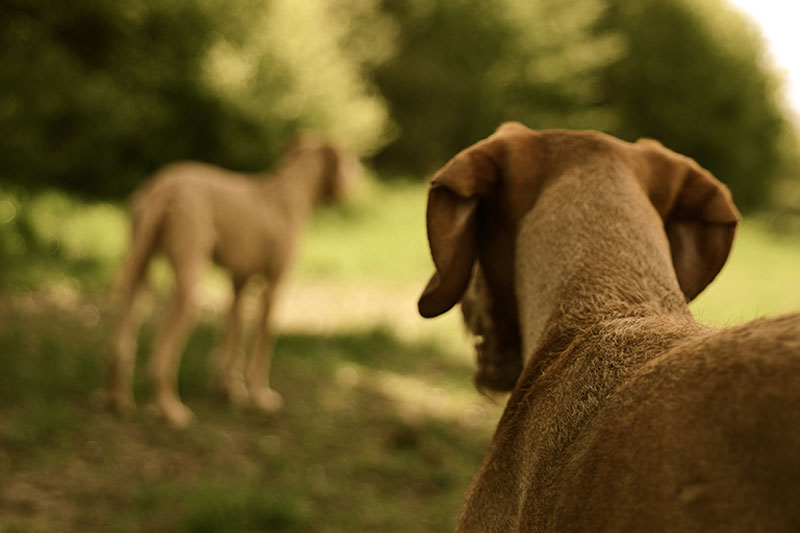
[514,164,692,366]
[267,146,333,228]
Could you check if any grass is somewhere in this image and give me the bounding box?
[690,219,800,323]
[0,290,491,532]
[0,179,799,531]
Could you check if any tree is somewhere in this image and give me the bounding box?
[370,0,797,211]
[598,0,795,212]
[0,0,392,198]
[372,0,623,176]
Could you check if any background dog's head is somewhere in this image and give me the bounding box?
[322,141,362,204]
[286,133,362,204]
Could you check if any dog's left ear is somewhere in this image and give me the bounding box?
[418,143,500,318]
[636,139,741,300]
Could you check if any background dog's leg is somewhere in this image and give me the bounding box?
[212,279,248,405]
[147,256,203,428]
[246,282,283,412]
[107,279,147,414]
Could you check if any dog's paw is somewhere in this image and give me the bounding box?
[227,383,250,407]
[250,388,283,412]
[150,400,196,429]
[223,375,250,407]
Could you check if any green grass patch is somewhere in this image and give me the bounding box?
[0,185,128,292]
[690,218,800,324]
[134,478,311,533]
[295,177,431,286]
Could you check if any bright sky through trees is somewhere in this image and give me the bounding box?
[730,0,800,116]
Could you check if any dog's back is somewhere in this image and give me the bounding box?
[529,314,800,531]
[118,162,291,294]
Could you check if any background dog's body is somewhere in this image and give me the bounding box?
[108,135,355,428]
[419,123,800,531]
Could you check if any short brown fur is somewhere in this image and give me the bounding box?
[108,135,358,428]
[419,123,800,531]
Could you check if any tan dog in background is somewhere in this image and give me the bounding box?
[419,123,800,531]
[108,135,358,428]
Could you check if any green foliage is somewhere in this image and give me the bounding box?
[371,0,797,211]
[0,0,391,199]
[373,0,624,175]
[0,185,128,291]
[1,0,797,208]
[599,0,796,212]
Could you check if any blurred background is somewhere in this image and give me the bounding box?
[1,0,799,530]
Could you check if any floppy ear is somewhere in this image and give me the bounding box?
[637,139,741,300]
[417,147,499,318]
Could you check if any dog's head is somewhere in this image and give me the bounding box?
[418,123,740,392]
[322,141,361,204]
[286,133,362,204]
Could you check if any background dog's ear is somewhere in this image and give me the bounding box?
[418,147,499,318]
[636,139,741,300]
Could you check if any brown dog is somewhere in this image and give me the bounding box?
[419,123,800,531]
[108,135,358,428]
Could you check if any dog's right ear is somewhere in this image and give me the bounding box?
[418,145,500,318]
[635,139,741,300]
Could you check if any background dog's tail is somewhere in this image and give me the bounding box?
[111,186,168,299]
